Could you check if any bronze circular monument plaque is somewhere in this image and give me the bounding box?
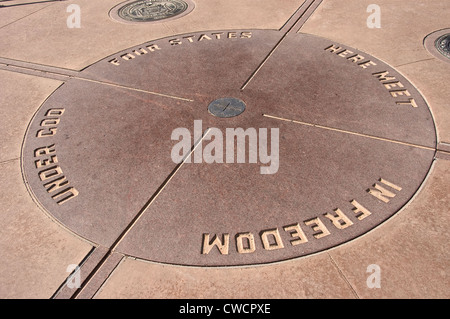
[22,30,436,266]
[436,34,450,59]
[208,98,246,118]
[110,0,194,24]
[424,29,450,64]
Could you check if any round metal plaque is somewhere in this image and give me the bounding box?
[435,34,450,59]
[110,0,194,24]
[424,29,450,64]
[208,98,246,118]
[22,30,436,267]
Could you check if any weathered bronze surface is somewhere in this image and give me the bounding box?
[118,0,189,22]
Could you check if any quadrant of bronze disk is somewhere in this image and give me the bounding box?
[22,30,436,266]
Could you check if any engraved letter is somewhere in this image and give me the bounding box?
[372,71,396,82]
[390,89,411,98]
[132,48,148,56]
[146,44,161,52]
[169,38,182,45]
[351,200,372,220]
[304,217,331,239]
[52,187,79,205]
[368,178,402,203]
[324,209,354,230]
[383,81,404,90]
[37,127,57,138]
[121,53,135,61]
[109,58,120,66]
[396,98,418,108]
[39,166,63,181]
[338,50,354,58]
[35,155,58,169]
[182,35,195,43]
[324,44,344,54]
[211,32,224,39]
[359,61,377,69]
[34,144,56,157]
[347,54,365,63]
[46,109,64,117]
[240,32,252,39]
[261,229,284,250]
[41,118,60,127]
[198,34,212,41]
[202,234,230,255]
[283,224,308,246]
[44,176,69,193]
[236,233,256,254]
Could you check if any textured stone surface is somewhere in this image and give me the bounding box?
[0,0,53,28]
[95,255,357,299]
[328,159,450,299]
[0,70,62,163]
[396,59,450,144]
[0,160,92,299]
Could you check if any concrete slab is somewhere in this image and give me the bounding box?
[0,159,92,298]
[395,59,450,144]
[328,159,450,299]
[0,0,54,28]
[95,254,357,299]
[0,69,62,163]
[0,0,304,70]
